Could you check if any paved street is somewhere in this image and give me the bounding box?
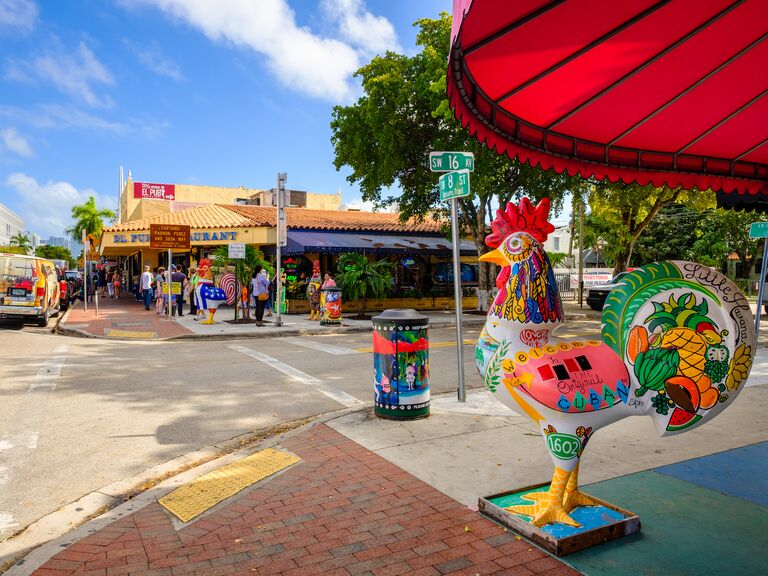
[0,324,495,543]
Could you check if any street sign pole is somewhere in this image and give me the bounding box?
[275,172,287,327]
[168,248,172,321]
[750,222,768,336]
[433,155,473,402]
[450,197,466,402]
[756,240,768,336]
[82,229,87,312]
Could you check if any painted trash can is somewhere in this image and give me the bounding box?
[319,287,342,325]
[372,309,430,419]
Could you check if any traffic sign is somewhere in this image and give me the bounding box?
[439,170,471,201]
[430,151,474,172]
[750,222,768,238]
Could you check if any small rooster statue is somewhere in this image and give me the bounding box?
[195,258,228,325]
[476,198,754,528]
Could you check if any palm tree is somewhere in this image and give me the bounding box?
[66,196,116,245]
[9,232,31,251]
[335,253,394,319]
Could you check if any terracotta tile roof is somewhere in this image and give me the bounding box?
[104,204,443,234]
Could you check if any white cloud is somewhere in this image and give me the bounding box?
[5,172,117,238]
[128,41,183,81]
[5,41,114,108]
[0,0,37,32]
[0,127,33,157]
[0,103,168,138]
[126,0,398,102]
[322,0,400,57]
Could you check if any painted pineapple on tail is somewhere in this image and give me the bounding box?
[476,198,755,528]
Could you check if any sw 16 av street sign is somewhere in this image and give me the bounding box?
[439,170,471,201]
[429,151,474,172]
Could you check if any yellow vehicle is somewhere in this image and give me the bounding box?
[0,254,61,327]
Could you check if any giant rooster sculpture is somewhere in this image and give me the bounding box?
[476,198,754,528]
[195,258,228,325]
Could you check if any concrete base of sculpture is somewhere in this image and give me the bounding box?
[479,484,640,556]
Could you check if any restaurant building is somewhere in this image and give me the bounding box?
[99,202,478,298]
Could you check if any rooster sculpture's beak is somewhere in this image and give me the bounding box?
[479,248,508,267]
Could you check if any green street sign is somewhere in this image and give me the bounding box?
[439,170,471,201]
[750,222,768,239]
[430,151,474,172]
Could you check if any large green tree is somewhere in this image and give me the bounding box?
[36,245,76,268]
[331,13,585,306]
[66,196,115,247]
[582,183,716,274]
[692,208,765,278]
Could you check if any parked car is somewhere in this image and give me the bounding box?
[65,270,83,300]
[56,266,72,311]
[586,271,631,311]
[0,253,60,326]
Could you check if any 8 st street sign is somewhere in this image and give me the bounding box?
[429,151,474,172]
[749,222,768,238]
[439,170,471,201]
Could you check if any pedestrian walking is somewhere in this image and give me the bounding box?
[171,265,187,317]
[106,269,115,298]
[113,270,122,299]
[140,265,153,310]
[98,267,107,297]
[188,267,199,315]
[133,272,141,301]
[251,265,270,326]
[322,273,337,288]
[155,267,166,315]
[264,271,273,317]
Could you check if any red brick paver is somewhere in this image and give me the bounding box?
[31,424,580,576]
[62,295,192,339]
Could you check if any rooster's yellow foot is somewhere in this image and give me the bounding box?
[531,503,581,528]
[518,491,550,504]
[563,489,599,513]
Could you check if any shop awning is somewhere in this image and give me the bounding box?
[448,0,768,198]
[283,230,478,256]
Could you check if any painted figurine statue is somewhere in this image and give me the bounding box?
[195,258,228,325]
[476,198,755,528]
[306,260,322,321]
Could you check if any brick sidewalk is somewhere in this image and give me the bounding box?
[30,425,578,576]
[62,294,193,339]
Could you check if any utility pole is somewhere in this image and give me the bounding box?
[275,172,287,327]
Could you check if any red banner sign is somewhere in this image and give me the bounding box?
[134,182,176,201]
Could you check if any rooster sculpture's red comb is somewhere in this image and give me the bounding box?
[485,198,555,248]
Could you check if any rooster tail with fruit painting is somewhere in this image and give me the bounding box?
[602,260,755,437]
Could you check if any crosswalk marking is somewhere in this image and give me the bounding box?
[279,337,358,355]
[229,345,366,408]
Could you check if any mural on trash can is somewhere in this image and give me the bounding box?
[373,323,430,414]
[475,197,755,529]
[320,289,342,324]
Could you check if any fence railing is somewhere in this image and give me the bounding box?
[555,272,576,301]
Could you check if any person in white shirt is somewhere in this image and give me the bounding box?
[140,265,154,310]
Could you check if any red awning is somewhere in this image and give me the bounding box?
[447,0,768,196]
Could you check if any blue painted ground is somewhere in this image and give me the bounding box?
[654,441,768,506]
[562,441,768,576]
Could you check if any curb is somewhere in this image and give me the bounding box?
[53,316,489,342]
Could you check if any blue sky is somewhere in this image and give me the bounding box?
[0,0,451,240]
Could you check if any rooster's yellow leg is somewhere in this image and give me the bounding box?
[201,310,216,325]
[506,467,581,528]
[562,462,599,512]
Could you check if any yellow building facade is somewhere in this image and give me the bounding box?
[119,178,341,224]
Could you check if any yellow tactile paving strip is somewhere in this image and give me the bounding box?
[159,448,301,522]
[104,329,158,339]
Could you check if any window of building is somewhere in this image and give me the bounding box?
[553,237,560,251]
